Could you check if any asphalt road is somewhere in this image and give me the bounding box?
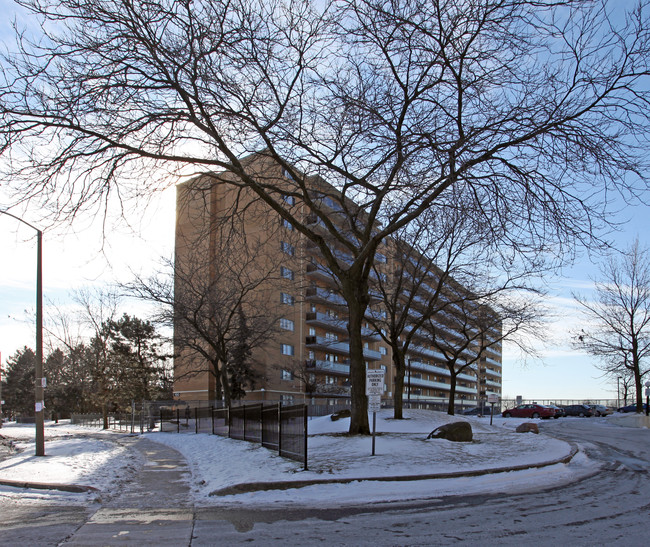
[189,419,650,546]
[1,419,648,546]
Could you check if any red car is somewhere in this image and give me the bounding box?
[501,404,556,419]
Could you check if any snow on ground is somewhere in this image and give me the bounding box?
[0,423,140,504]
[1,409,626,506]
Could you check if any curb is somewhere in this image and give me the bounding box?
[209,444,580,496]
[0,478,98,493]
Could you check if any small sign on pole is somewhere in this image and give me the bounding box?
[366,370,385,456]
[368,395,381,413]
[487,393,499,425]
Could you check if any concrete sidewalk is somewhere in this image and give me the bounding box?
[62,436,194,545]
[0,436,195,546]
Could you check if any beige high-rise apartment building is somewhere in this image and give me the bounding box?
[173,153,502,408]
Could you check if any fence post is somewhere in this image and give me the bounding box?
[211,405,215,435]
[195,407,198,434]
[278,402,282,457]
[177,408,180,433]
[303,405,308,471]
[160,408,163,432]
[227,404,231,438]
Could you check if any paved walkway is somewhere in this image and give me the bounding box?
[62,436,194,546]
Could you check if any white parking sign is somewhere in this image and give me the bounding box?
[366,370,385,396]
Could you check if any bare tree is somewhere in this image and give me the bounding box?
[73,287,122,428]
[575,240,650,412]
[125,199,285,406]
[424,289,544,415]
[2,0,650,433]
[370,194,546,417]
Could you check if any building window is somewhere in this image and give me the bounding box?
[280,318,294,331]
[325,332,338,341]
[281,344,295,356]
[309,327,316,336]
[308,350,315,360]
[281,266,295,280]
[282,193,296,206]
[281,394,295,405]
[326,375,335,384]
[281,241,295,256]
[281,292,294,305]
[281,218,294,231]
[379,346,387,355]
[281,369,294,380]
[282,168,296,181]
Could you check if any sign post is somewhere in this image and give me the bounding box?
[366,370,385,456]
[487,393,499,426]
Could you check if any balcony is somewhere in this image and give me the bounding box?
[481,366,502,378]
[483,356,502,368]
[407,360,477,382]
[305,335,382,361]
[306,359,350,375]
[314,384,351,396]
[406,376,477,395]
[305,286,347,307]
[306,311,380,339]
[306,262,336,284]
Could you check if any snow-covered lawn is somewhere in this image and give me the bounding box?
[0,409,616,506]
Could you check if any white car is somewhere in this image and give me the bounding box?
[588,404,612,416]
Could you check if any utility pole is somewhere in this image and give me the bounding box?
[1,210,45,456]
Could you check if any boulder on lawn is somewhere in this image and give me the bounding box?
[426,421,473,442]
[516,422,539,434]
[330,409,351,421]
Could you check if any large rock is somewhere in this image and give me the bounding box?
[516,422,539,434]
[330,409,351,421]
[426,421,473,442]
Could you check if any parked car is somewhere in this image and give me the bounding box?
[463,407,484,415]
[587,404,613,416]
[617,403,649,413]
[561,404,594,417]
[501,404,556,419]
[547,405,565,418]
[463,406,498,416]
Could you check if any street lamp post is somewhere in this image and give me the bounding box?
[1,210,45,456]
[617,376,621,410]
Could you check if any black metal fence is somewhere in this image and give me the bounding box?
[158,403,308,469]
[71,411,148,433]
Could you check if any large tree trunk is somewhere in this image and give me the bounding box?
[392,347,405,419]
[633,352,644,412]
[344,277,372,434]
[447,369,458,415]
